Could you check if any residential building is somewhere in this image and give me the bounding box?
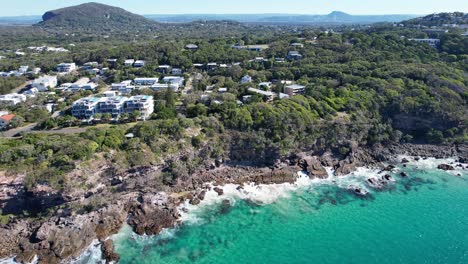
[0,114,15,130]
[284,84,306,96]
[0,93,27,106]
[185,44,198,50]
[107,59,118,65]
[124,59,135,66]
[68,78,91,92]
[97,96,127,118]
[162,76,184,90]
[218,88,228,93]
[157,65,172,74]
[23,87,39,97]
[71,95,154,120]
[247,88,275,101]
[32,75,58,91]
[259,82,272,89]
[125,95,154,119]
[82,62,98,69]
[287,51,303,61]
[71,97,104,119]
[290,43,304,48]
[171,68,183,75]
[56,63,76,73]
[82,83,98,91]
[241,75,252,84]
[409,38,441,48]
[18,66,29,74]
[206,63,217,71]
[134,77,159,86]
[133,60,146,68]
[111,80,133,90]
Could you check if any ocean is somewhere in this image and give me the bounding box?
[77,156,468,264]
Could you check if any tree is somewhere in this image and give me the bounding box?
[164,88,175,107]
[130,111,141,122]
[8,116,24,129]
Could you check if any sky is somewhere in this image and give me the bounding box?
[1,0,467,16]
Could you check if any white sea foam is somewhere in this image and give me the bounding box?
[69,240,104,264]
[178,166,386,225]
[0,255,37,264]
[396,155,466,176]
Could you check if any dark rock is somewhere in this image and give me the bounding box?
[437,164,455,171]
[189,198,200,205]
[213,187,224,196]
[401,158,410,163]
[383,165,395,171]
[334,160,356,176]
[197,190,206,201]
[300,156,328,179]
[101,239,119,263]
[400,172,409,177]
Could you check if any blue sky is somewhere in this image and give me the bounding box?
[1,0,467,16]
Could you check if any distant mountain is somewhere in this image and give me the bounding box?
[0,15,41,25]
[36,2,157,31]
[145,12,418,24]
[402,12,467,26]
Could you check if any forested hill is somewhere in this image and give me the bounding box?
[35,2,158,32]
[402,12,467,26]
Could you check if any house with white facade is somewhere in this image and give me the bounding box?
[32,75,58,91]
[57,63,76,73]
[162,76,184,90]
[133,60,146,68]
[247,88,275,101]
[157,65,172,74]
[124,59,135,67]
[0,93,27,106]
[111,80,133,90]
[125,95,154,119]
[134,78,159,86]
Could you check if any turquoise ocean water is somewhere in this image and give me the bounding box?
[83,158,468,264]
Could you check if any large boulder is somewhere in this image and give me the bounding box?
[300,156,328,179]
[437,164,455,171]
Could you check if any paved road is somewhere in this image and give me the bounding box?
[1,123,37,137]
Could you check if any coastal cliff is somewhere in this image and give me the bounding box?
[0,143,465,263]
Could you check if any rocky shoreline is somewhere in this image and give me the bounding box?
[0,143,466,263]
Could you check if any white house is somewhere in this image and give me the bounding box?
[57,63,76,73]
[32,75,58,91]
[162,76,184,90]
[134,77,159,86]
[111,80,133,90]
[124,59,135,67]
[0,93,27,106]
[133,60,146,68]
[247,87,275,101]
[241,75,252,84]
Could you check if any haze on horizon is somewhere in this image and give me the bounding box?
[1,0,467,17]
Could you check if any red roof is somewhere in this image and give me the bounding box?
[0,114,15,122]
